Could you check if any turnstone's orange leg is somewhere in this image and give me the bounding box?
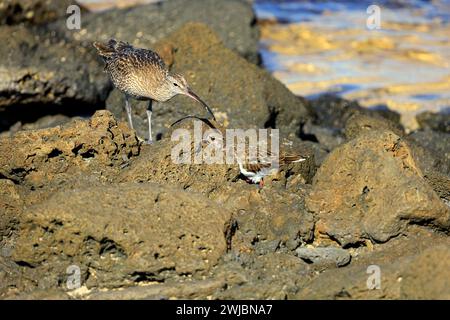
[259,179,265,188]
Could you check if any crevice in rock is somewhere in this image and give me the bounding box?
[72,144,97,159]
[5,167,36,184]
[224,217,239,252]
[14,260,36,269]
[80,149,97,159]
[47,148,63,158]
[298,123,319,143]
[0,100,103,134]
[99,238,127,259]
[264,107,278,129]
[129,267,175,283]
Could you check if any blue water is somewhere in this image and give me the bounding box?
[254,0,450,24]
[252,0,450,127]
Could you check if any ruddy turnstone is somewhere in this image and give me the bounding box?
[172,116,306,187]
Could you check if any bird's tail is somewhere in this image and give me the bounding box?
[93,39,132,58]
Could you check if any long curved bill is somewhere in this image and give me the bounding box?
[186,89,216,121]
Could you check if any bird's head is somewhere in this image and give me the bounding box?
[166,73,216,120]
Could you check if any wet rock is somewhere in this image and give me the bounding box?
[306,130,450,246]
[0,25,110,123]
[0,0,75,26]
[416,111,450,133]
[0,110,139,187]
[10,182,233,290]
[106,23,310,141]
[50,0,260,64]
[295,247,351,267]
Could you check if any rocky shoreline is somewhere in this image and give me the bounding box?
[0,0,449,299]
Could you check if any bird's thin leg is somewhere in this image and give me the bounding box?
[124,95,134,130]
[146,99,153,144]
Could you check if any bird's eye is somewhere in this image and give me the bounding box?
[173,82,178,87]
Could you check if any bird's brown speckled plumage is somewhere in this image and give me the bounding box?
[93,39,215,144]
[94,39,170,101]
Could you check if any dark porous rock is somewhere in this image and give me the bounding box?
[407,129,450,176]
[0,179,22,243]
[416,111,450,133]
[307,95,368,130]
[0,110,139,188]
[4,114,75,135]
[0,0,76,26]
[301,122,344,151]
[106,23,310,141]
[306,130,450,246]
[10,182,233,291]
[0,25,110,121]
[422,170,450,202]
[50,0,260,64]
[295,247,351,267]
[302,95,403,151]
[308,95,401,130]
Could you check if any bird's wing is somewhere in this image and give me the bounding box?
[127,48,167,72]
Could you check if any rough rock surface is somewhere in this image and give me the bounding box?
[294,228,450,299]
[10,182,233,290]
[50,0,260,64]
[119,119,316,193]
[344,113,404,140]
[416,111,450,133]
[0,0,75,25]
[407,129,450,176]
[0,3,449,299]
[306,130,450,246]
[106,23,310,141]
[295,247,351,267]
[400,245,450,299]
[0,25,110,117]
[0,110,139,187]
[301,95,402,151]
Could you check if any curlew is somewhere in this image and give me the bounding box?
[93,39,215,144]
